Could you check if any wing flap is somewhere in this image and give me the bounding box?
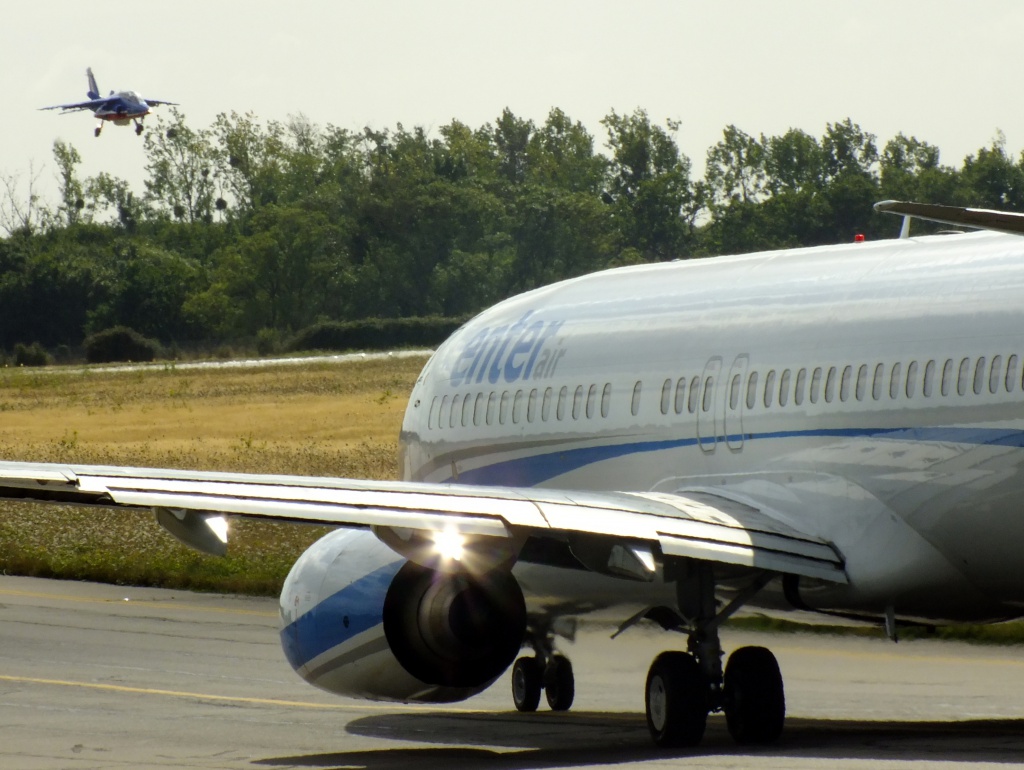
[0,461,846,583]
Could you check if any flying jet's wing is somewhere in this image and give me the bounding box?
[39,98,111,113]
[0,461,845,583]
[141,98,178,106]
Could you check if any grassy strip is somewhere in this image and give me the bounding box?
[0,356,424,595]
[727,614,1024,645]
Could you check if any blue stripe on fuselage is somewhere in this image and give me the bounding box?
[444,425,1024,486]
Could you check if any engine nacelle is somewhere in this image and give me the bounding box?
[279,528,526,703]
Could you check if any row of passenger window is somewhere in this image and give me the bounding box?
[430,383,613,429]
[657,354,1022,416]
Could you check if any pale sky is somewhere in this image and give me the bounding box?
[4,1,1024,211]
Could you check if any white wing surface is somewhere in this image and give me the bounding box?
[0,461,845,583]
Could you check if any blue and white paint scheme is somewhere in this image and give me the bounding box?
[1,200,1023,747]
[41,67,176,137]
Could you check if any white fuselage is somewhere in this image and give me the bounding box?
[400,231,1024,624]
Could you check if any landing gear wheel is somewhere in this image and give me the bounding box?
[645,651,709,748]
[511,656,542,712]
[544,655,574,711]
[94,126,101,138]
[723,646,785,744]
[135,123,144,135]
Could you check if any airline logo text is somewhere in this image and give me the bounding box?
[449,312,567,387]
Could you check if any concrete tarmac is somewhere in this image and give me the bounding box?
[2,574,1024,769]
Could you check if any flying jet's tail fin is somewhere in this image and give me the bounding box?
[86,68,99,100]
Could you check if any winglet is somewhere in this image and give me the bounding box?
[86,67,99,100]
[875,200,1024,236]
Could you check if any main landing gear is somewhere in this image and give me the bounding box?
[643,564,784,747]
[510,619,575,712]
[134,119,145,135]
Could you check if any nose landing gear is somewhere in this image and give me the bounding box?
[510,619,576,712]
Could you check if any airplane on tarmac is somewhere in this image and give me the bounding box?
[40,67,176,137]
[0,199,1023,748]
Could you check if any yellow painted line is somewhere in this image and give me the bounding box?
[0,674,419,712]
[0,588,277,618]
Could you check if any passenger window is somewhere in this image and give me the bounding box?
[702,377,714,412]
[973,357,987,395]
[855,365,868,401]
[572,385,584,419]
[923,360,936,398]
[450,394,461,428]
[990,355,1003,394]
[825,366,837,403]
[527,389,538,422]
[906,361,918,398]
[794,368,807,406]
[601,383,612,418]
[957,358,970,396]
[778,369,791,407]
[428,397,438,430]
[764,369,777,408]
[660,378,672,415]
[586,384,597,419]
[810,367,822,404]
[889,362,902,399]
[674,378,687,414]
[499,391,510,424]
[840,365,852,402]
[1007,355,1019,393]
[630,382,641,417]
[462,393,473,426]
[473,392,485,426]
[746,371,759,410]
[730,374,741,410]
[440,395,450,428]
[512,390,524,424]
[940,359,953,397]
[486,392,497,425]
[872,363,884,400]
[688,376,701,413]
[542,388,553,421]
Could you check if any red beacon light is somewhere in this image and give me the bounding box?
[854,234,865,243]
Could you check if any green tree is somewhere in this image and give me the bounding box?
[601,109,697,260]
[144,108,220,223]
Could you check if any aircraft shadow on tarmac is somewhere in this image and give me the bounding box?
[255,711,1024,768]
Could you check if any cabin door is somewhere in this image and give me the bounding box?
[696,357,721,452]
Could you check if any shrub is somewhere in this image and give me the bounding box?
[84,326,161,364]
[13,342,50,367]
[286,316,466,353]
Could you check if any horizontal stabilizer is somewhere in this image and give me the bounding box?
[875,200,1024,236]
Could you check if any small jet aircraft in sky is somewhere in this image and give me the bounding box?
[40,67,177,137]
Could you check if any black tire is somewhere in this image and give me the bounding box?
[511,656,542,712]
[544,655,574,711]
[645,651,709,748]
[723,645,785,744]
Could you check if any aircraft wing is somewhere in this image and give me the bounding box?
[0,460,846,583]
[142,99,178,107]
[39,98,111,113]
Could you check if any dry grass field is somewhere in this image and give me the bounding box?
[0,354,428,593]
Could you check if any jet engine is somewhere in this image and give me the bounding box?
[279,528,526,703]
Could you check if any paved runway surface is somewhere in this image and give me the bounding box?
[2,574,1024,769]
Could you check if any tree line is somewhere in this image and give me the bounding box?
[1,108,1022,356]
